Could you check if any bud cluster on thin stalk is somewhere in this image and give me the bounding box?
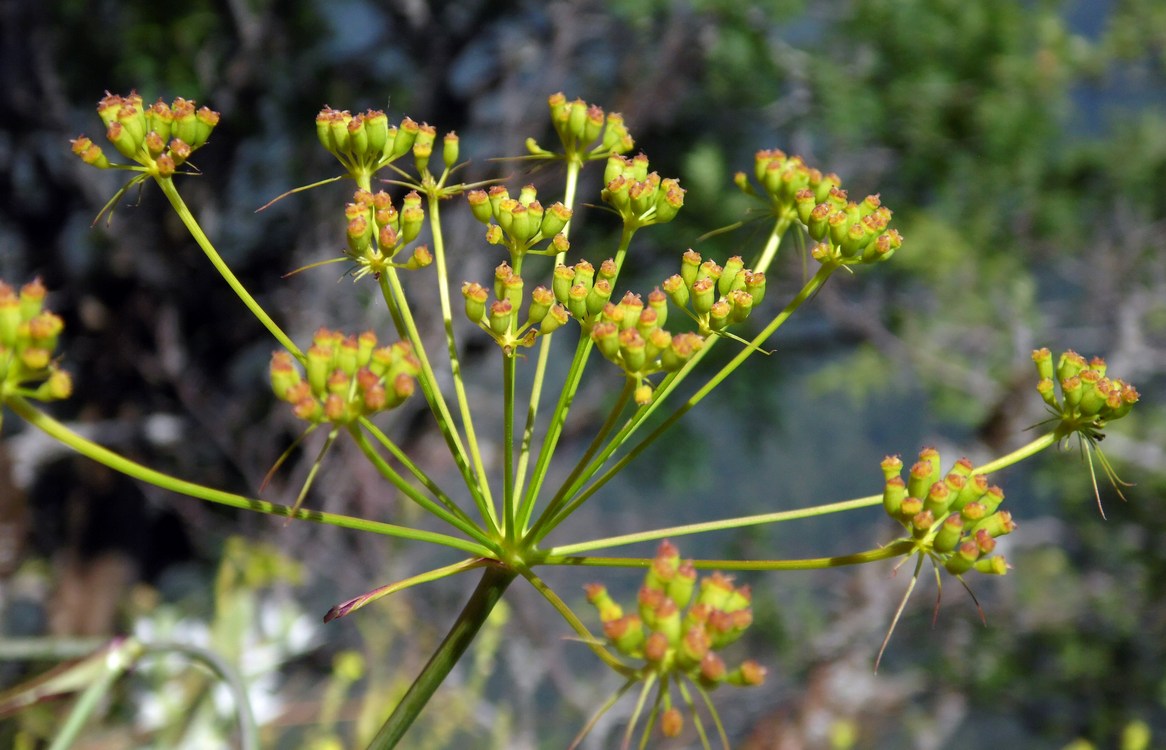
[71,91,219,179]
[1032,348,1139,437]
[460,263,569,356]
[524,93,635,163]
[600,152,686,229]
[344,188,432,281]
[881,449,1015,577]
[583,542,765,744]
[662,249,765,337]
[0,279,73,404]
[270,329,420,425]
[464,183,573,268]
[316,106,420,181]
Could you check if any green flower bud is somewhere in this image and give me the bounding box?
[691,278,715,315]
[567,283,589,321]
[718,256,745,297]
[591,321,620,360]
[503,273,524,311]
[462,282,488,323]
[881,454,903,480]
[442,131,459,170]
[306,343,333,394]
[400,204,424,244]
[539,304,569,335]
[70,137,111,169]
[584,582,623,621]
[393,117,420,159]
[488,299,512,336]
[586,278,613,317]
[911,509,935,537]
[603,614,645,656]
[638,585,666,628]
[602,112,632,153]
[924,481,952,517]
[883,476,906,518]
[974,556,1009,575]
[708,299,731,331]
[539,202,571,238]
[1057,349,1088,382]
[662,274,688,310]
[412,123,436,172]
[806,203,831,241]
[933,513,965,553]
[698,652,727,688]
[604,154,628,187]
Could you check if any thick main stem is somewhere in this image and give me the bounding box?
[366,566,516,749]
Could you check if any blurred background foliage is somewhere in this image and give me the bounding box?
[1,0,1165,747]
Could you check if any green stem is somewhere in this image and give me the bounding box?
[975,431,1058,474]
[357,416,460,519]
[503,353,517,540]
[424,197,498,526]
[6,396,490,556]
[347,426,496,549]
[366,565,516,750]
[512,156,582,524]
[516,566,635,675]
[542,430,1060,557]
[544,540,915,571]
[155,177,302,359]
[375,272,497,532]
[521,224,635,536]
[544,493,884,556]
[535,262,836,542]
[529,217,791,538]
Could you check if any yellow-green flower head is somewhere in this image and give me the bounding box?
[270,329,419,425]
[0,278,73,402]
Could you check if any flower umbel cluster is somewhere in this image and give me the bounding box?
[0,279,72,403]
[71,91,219,178]
[525,93,635,162]
[344,189,431,281]
[270,329,420,425]
[881,449,1015,577]
[466,183,572,264]
[662,249,765,336]
[1033,348,1139,436]
[584,542,765,744]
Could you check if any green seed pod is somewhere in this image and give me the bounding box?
[590,321,619,360]
[503,273,524,311]
[400,205,424,244]
[442,131,459,170]
[551,264,575,304]
[806,203,831,241]
[1057,349,1088,382]
[567,283,589,321]
[1036,377,1058,408]
[944,540,980,575]
[691,278,715,315]
[906,461,933,502]
[466,190,492,224]
[528,286,554,325]
[461,282,488,323]
[540,202,571,237]
[708,299,731,331]
[603,614,644,656]
[924,481,952,517]
[933,513,965,553]
[951,472,989,512]
[727,290,753,324]
[974,556,1009,575]
[676,625,710,670]
[881,454,903,480]
[392,117,419,160]
[586,279,612,317]
[698,651,727,688]
[538,304,569,335]
[883,476,906,518]
[654,178,685,223]
[668,561,696,610]
[729,660,767,687]
[718,256,745,297]
[488,299,512,336]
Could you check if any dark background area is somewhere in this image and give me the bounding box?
[2,0,1166,747]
